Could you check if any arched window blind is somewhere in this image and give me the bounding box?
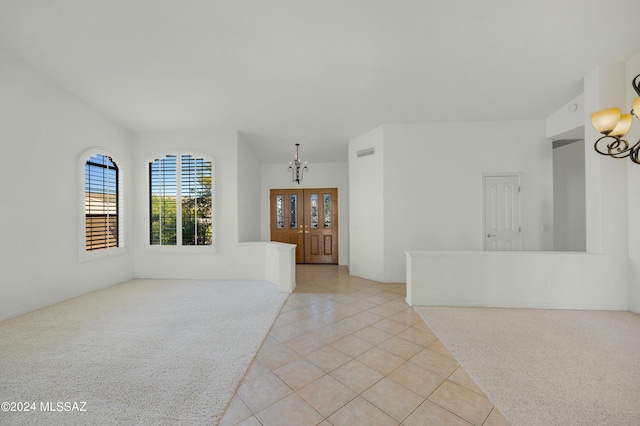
[85,154,119,251]
[149,154,213,246]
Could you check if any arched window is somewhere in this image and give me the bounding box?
[85,154,119,251]
[149,153,214,247]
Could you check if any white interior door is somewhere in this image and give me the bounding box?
[483,174,522,251]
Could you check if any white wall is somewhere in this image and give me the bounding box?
[0,49,134,320]
[583,63,629,306]
[380,121,553,282]
[348,127,385,280]
[237,136,262,242]
[260,161,349,265]
[545,91,587,252]
[132,129,258,279]
[131,130,297,287]
[405,58,636,312]
[553,141,586,251]
[545,93,584,139]
[626,52,640,312]
[406,251,627,310]
[584,64,628,254]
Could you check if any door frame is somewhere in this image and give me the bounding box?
[269,187,339,264]
[303,188,338,264]
[482,172,523,251]
[269,188,305,263]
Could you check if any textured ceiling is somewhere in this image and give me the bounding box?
[0,0,639,163]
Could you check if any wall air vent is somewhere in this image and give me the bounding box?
[357,147,375,158]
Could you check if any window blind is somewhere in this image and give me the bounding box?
[149,154,213,246]
[181,155,213,245]
[85,154,119,251]
[149,155,177,245]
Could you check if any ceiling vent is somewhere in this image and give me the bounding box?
[356,147,375,158]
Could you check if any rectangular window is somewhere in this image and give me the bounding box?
[85,154,119,251]
[149,155,177,245]
[149,154,213,246]
[180,155,212,245]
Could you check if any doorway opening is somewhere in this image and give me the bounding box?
[270,188,338,264]
[552,139,586,251]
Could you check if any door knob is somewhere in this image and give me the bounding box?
[487,233,496,237]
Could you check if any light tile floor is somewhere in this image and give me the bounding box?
[220,265,509,426]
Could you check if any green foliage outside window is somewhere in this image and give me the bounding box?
[149,154,213,246]
[181,172,212,245]
[150,194,177,245]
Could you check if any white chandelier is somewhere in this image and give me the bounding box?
[288,143,308,184]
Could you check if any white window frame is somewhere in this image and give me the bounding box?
[145,151,216,253]
[78,148,127,262]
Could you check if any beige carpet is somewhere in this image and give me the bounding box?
[414,307,640,426]
[0,279,287,426]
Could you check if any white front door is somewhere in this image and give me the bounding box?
[483,174,522,251]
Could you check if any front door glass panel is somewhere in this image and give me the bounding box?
[323,194,331,228]
[276,194,284,228]
[310,193,318,228]
[289,194,298,228]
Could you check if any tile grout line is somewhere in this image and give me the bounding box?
[220,266,506,426]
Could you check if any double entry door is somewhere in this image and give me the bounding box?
[270,188,338,264]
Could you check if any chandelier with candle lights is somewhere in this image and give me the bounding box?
[590,74,640,164]
[288,143,308,184]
